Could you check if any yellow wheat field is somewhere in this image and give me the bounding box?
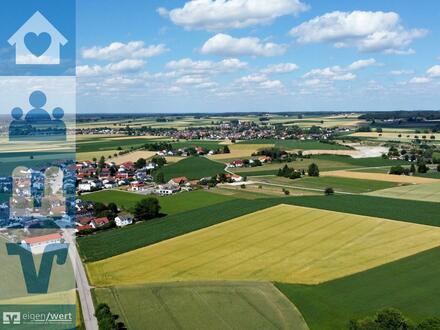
[87,204,440,286]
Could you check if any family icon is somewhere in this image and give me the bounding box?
[9,91,67,141]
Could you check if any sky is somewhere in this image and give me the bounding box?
[76,0,440,113]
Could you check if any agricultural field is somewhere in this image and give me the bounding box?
[78,195,440,262]
[277,247,440,330]
[159,156,226,181]
[368,182,440,203]
[350,131,440,142]
[81,189,234,215]
[87,204,440,286]
[321,170,439,184]
[208,143,273,161]
[94,282,309,330]
[258,176,400,194]
[238,139,350,150]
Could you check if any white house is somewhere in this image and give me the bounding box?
[8,11,68,65]
[115,216,133,228]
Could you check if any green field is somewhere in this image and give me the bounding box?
[78,195,440,262]
[94,282,309,330]
[87,204,440,286]
[81,189,233,215]
[276,246,440,330]
[233,155,408,177]
[238,139,350,150]
[368,182,440,203]
[76,137,165,153]
[259,176,399,194]
[160,156,226,181]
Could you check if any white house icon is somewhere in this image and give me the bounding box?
[8,11,68,65]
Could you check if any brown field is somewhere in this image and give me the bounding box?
[209,144,274,161]
[113,151,157,164]
[321,170,440,184]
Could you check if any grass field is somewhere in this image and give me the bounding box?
[276,246,440,330]
[81,189,234,215]
[78,195,440,262]
[321,170,439,184]
[368,182,440,203]
[159,156,226,181]
[94,282,309,330]
[258,176,399,194]
[232,155,409,177]
[238,139,350,150]
[87,204,440,286]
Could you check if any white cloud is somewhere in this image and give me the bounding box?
[77,59,145,77]
[106,59,145,73]
[347,58,377,71]
[236,74,268,83]
[390,70,414,76]
[427,65,440,77]
[409,77,431,84]
[261,63,299,74]
[303,59,376,82]
[159,0,309,31]
[201,33,287,57]
[77,65,105,77]
[82,41,169,60]
[260,80,284,89]
[166,58,247,73]
[290,11,427,54]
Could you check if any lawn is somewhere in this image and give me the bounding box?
[81,189,234,215]
[78,195,440,262]
[87,204,440,286]
[276,246,440,330]
[368,182,440,203]
[94,282,308,330]
[259,176,399,194]
[159,156,226,181]
[238,139,350,150]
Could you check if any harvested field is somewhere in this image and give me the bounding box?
[320,170,439,184]
[368,182,440,203]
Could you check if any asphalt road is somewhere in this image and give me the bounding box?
[64,230,98,330]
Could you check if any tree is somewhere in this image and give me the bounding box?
[135,158,147,169]
[349,308,414,330]
[283,188,290,195]
[133,197,161,221]
[418,162,429,174]
[417,318,440,330]
[98,156,106,170]
[223,145,231,154]
[308,163,320,177]
[410,164,416,174]
[325,187,334,195]
[107,202,118,214]
[437,164,440,172]
[154,172,165,184]
[151,156,167,168]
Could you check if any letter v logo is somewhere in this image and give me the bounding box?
[6,243,69,294]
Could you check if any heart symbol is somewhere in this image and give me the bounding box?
[24,32,52,57]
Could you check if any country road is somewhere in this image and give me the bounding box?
[64,231,98,330]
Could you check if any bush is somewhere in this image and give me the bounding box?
[325,187,334,195]
[389,165,405,175]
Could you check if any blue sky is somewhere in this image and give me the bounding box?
[76,0,440,113]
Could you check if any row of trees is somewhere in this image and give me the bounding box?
[349,308,440,330]
[95,303,125,329]
[277,163,320,180]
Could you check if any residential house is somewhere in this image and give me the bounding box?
[115,215,133,228]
